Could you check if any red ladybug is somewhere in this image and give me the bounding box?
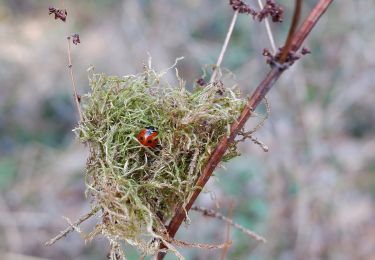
[137,126,158,148]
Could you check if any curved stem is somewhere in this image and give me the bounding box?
[279,0,302,63]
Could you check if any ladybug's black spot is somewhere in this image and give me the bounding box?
[140,137,144,140]
[147,140,152,144]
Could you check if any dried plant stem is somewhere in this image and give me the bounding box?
[192,206,266,243]
[257,0,277,54]
[166,237,232,250]
[45,207,99,246]
[210,10,239,83]
[291,0,333,50]
[249,135,269,152]
[158,1,334,258]
[220,203,234,260]
[67,37,83,122]
[280,0,302,63]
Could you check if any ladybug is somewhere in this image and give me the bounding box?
[137,126,158,148]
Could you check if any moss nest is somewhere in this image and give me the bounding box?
[76,67,246,255]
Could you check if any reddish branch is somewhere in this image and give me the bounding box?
[291,0,333,50]
[279,0,302,63]
[158,0,334,258]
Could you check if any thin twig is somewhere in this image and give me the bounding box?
[157,1,334,258]
[210,10,239,83]
[167,237,232,250]
[220,203,234,260]
[67,36,83,122]
[279,0,302,63]
[63,216,83,235]
[291,0,333,50]
[192,206,266,243]
[45,207,99,246]
[236,98,270,152]
[257,0,277,54]
[249,135,269,152]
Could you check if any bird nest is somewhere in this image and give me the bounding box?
[75,66,247,257]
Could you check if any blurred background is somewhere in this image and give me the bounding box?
[1,0,374,259]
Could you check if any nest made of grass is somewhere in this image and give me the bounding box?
[76,67,246,255]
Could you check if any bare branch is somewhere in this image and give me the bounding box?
[192,206,266,243]
[67,37,83,122]
[221,203,234,260]
[44,207,99,246]
[279,0,302,63]
[158,0,334,258]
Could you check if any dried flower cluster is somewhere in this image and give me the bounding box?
[196,77,206,87]
[301,47,312,55]
[229,0,257,16]
[229,0,283,22]
[263,46,311,69]
[258,0,284,22]
[48,6,67,22]
[72,34,81,45]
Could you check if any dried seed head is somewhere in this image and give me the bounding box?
[301,47,312,55]
[258,0,284,22]
[48,6,67,22]
[262,48,272,57]
[229,0,257,16]
[72,34,81,45]
[196,77,206,87]
[229,0,283,23]
[263,46,309,70]
[214,80,225,95]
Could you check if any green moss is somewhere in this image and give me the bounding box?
[76,68,246,255]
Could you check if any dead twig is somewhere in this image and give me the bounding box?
[67,36,83,122]
[237,98,270,152]
[279,0,302,63]
[220,203,234,260]
[192,206,266,243]
[166,237,232,250]
[44,207,99,246]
